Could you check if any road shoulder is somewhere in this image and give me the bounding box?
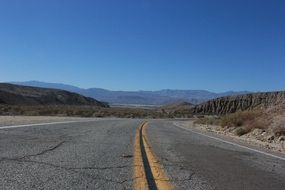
[173,120,285,160]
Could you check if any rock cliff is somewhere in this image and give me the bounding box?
[192,91,285,115]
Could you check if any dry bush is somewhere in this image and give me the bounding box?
[271,115,285,136]
[244,116,269,131]
[220,110,262,128]
[221,110,275,136]
[194,117,221,126]
[234,127,250,136]
[0,105,193,119]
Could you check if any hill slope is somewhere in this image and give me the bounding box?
[192,91,285,115]
[0,83,108,107]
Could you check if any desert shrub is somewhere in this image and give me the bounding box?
[24,110,40,116]
[0,105,190,118]
[38,110,54,115]
[271,116,285,136]
[245,117,268,130]
[220,111,261,128]
[234,127,250,136]
[194,116,221,126]
[221,114,242,127]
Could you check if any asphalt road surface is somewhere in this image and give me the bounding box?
[0,119,284,190]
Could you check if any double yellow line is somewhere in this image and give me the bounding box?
[133,122,173,190]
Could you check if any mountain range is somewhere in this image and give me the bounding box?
[11,81,251,106]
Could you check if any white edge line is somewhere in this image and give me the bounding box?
[0,120,97,129]
[173,122,285,161]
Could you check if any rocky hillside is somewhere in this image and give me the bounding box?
[192,91,285,115]
[0,83,109,107]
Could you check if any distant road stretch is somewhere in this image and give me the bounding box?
[0,119,284,190]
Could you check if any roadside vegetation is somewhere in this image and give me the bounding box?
[193,107,285,154]
[194,115,222,126]
[0,105,193,119]
[195,110,270,136]
[195,109,285,140]
[271,116,285,136]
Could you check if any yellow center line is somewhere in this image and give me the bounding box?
[133,122,173,190]
[133,122,148,189]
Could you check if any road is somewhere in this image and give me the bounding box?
[0,119,284,190]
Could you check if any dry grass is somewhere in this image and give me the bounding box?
[220,110,264,128]
[194,116,221,126]
[195,110,269,136]
[195,103,285,138]
[271,115,285,136]
[0,105,191,119]
[233,127,250,136]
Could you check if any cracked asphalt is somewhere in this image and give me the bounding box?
[147,120,285,190]
[0,118,285,190]
[0,119,140,190]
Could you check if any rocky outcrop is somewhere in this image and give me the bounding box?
[192,91,285,115]
[0,83,109,107]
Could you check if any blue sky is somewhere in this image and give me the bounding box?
[0,0,284,92]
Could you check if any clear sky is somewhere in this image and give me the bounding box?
[0,0,284,92]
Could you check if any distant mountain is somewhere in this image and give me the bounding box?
[0,83,108,107]
[12,81,84,94]
[12,81,251,105]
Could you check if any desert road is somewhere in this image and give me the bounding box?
[0,119,285,190]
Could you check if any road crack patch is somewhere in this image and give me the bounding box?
[0,141,65,162]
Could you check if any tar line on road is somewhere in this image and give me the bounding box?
[133,122,172,190]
